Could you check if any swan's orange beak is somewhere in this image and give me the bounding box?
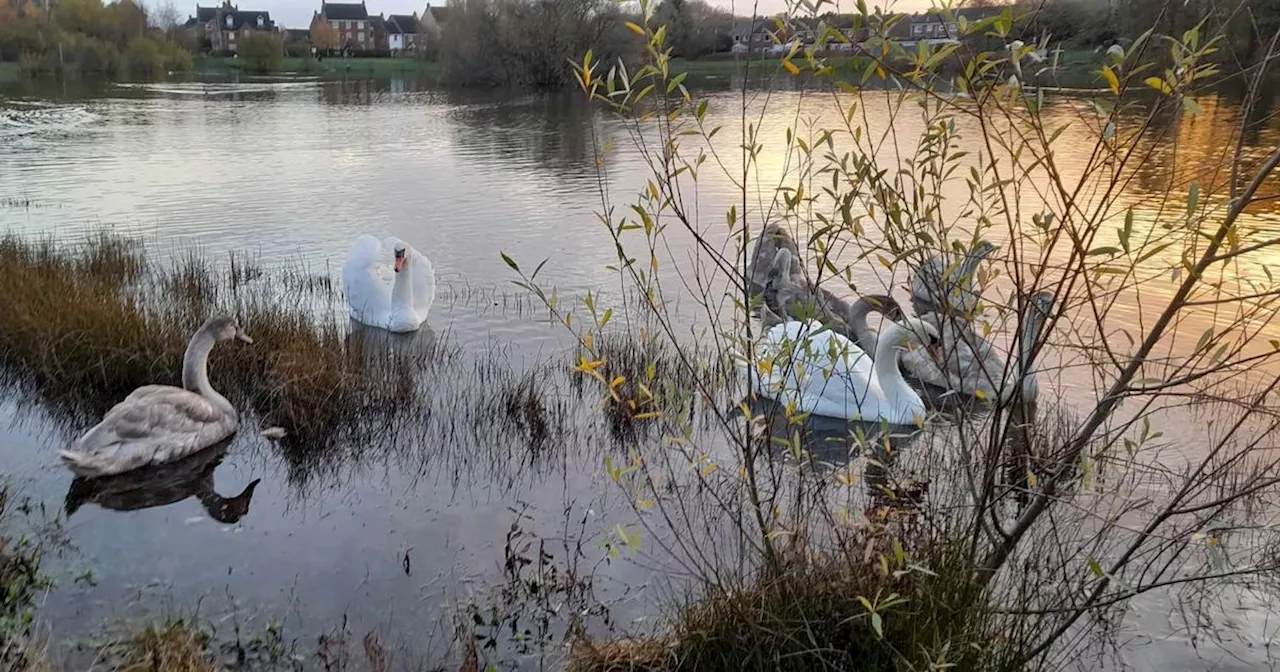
[394,250,406,273]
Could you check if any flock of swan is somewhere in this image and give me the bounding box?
[57,225,1053,480]
[741,224,1054,426]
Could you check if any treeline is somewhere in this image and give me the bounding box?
[438,0,732,89]
[0,0,192,79]
[1016,0,1280,59]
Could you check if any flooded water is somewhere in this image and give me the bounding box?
[2,74,1280,669]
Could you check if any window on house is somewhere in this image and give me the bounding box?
[256,15,264,27]
[912,24,923,35]
[225,14,233,27]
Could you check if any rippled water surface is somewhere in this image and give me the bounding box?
[2,75,1280,669]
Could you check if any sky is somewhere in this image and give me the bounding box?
[171,0,933,33]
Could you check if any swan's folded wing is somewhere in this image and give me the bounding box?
[409,247,436,317]
[73,389,232,470]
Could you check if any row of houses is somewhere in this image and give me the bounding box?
[183,1,453,55]
[730,6,1007,54]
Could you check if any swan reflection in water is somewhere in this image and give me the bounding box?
[64,438,261,524]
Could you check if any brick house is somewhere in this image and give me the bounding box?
[184,1,275,54]
[311,1,373,52]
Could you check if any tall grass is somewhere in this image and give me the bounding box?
[0,233,414,448]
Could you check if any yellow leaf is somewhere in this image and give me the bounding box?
[1144,76,1172,94]
[625,21,645,35]
[782,59,799,75]
[1100,65,1119,95]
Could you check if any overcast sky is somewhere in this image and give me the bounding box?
[177,0,933,33]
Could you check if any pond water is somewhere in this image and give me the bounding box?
[2,74,1280,669]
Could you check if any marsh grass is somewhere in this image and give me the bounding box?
[570,528,1018,672]
[0,486,53,672]
[102,620,218,672]
[0,232,465,452]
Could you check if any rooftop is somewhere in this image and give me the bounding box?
[320,1,369,20]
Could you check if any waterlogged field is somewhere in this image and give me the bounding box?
[0,71,1279,670]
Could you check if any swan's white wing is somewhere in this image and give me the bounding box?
[62,387,235,477]
[343,236,393,325]
[752,321,876,419]
[408,246,436,319]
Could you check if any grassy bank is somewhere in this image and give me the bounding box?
[194,55,440,78]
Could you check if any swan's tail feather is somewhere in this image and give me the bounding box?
[58,449,120,478]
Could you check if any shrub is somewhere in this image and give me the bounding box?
[123,35,165,78]
[163,40,193,73]
[72,35,122,76]
[237,32,283,73]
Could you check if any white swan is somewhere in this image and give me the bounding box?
[59,315,253,478]
[910,240,998,318]
[741,317,941,425]
[900,291,1055,403]
[763,248,904,358]
[342,235,436,333]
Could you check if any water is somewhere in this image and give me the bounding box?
[2,75,1280,669]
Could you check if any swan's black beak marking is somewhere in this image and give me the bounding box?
[394,249,406,273]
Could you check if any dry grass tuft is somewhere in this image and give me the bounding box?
[571,529,1017,672]
[107,621,219,672]
[569,637,675,672]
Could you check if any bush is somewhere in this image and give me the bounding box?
[163,40,193,73]
[0,19,49,61]
[123,35,165,78]
[237,32,283,73]
[72,35,123,76]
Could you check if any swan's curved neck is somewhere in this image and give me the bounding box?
[848,297,878,354]
[391,263,413,310]
[871,324,914,402]
[956,249,987,284]
[182,329,232,414]
[1007,301,1049,398]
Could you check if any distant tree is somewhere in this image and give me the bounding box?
[653,0,732,58]
[238,31,282,72]
[0,2,20,23]
[149,0,180,31]
[310,17,338,52]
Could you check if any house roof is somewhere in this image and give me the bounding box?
[913,5,1007,23]
[732,17,768,39]
[194,5,218,21]
[321,1,369,20]
[424,5,453,23]
[385,13,419,34]
[217,9,274,31]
